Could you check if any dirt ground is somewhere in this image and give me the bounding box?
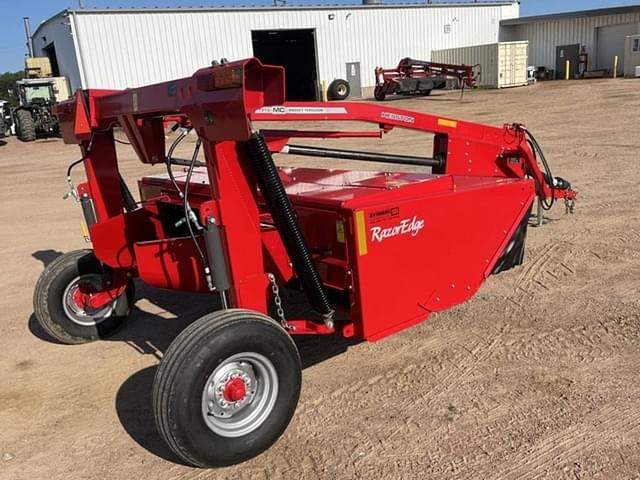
[1,79,639,480]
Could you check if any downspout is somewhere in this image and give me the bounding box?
[23,17,34,57]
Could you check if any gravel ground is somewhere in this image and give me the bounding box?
[0,78,639,479]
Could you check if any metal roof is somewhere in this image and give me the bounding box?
[501,4,640,25]
[65,1,513,14]
[34,1,516,39]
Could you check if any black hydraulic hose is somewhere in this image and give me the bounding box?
[246,133,334,320]
[119,175,137,212]
[183,139,209,275]
[166,128,192,198]
[66,158,84,178]
[524,129,555,210]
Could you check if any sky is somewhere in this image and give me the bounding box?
[1,0,639,72]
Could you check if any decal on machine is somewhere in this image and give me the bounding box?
[370,216,425,243]
[255,106,348,115]
[369,207,400,223]
[380,111,415,124]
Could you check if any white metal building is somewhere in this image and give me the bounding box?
[31,2,519,100]
[500,5,640,78]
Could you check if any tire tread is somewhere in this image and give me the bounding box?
[152,309,298,467]
[15,109,36,142]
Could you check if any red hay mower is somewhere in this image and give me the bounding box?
[374,57,480,101]
[34,58,575,467]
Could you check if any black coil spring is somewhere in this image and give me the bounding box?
[246,133,333,316]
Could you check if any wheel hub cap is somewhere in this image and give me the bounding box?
[223,378,247,402]
[201,352,279,438]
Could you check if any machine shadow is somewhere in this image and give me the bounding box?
[28,277,359,365]
[31,249,64,267]
[28,276,359,464]
[28,313,65,344]
[115,365,186,464]
[111,282,359,464]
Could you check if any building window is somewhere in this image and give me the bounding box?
[633,38,640,53]
[444,24,451,34]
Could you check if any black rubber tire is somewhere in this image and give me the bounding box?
[33,249,133,344]
[152,309,302,467]
[421,89,432,96]
[15,109,36,142]
[328,79,350,101]
[373,86,386,101]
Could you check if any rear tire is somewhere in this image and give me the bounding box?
[328,79,350,100]
[152,309,302,467]
[374,87,386,101]
[15,109,36,142]
[33,249,133,344]
[421,89,432,96]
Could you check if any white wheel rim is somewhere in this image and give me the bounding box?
[62,274,116,327]
[337,84,347,96]
[201,352,279,438]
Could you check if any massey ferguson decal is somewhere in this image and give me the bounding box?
[255,106,348,115]
[370,216,425,242]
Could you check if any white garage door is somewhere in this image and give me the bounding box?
[596,23,640,74]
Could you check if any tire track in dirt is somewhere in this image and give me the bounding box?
[276,323,511,478]
[510,235,576,310]
[494,404,640,480]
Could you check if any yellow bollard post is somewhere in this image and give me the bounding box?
[565,60,570,80]
[613,56,619,79]
[321,80,328,102]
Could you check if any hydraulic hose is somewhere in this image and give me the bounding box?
[524,128,555,211]
[246,132,334,325]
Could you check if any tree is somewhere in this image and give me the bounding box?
[0,71,25,106]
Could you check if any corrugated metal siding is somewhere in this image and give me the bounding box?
[31,13,83,92]
[65,4,517,91]
[432,43,498,86]
[501,12,640,69]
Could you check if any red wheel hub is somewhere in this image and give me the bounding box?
[222,378,247,402]
[71,280,125,310]
[72,284,95,309]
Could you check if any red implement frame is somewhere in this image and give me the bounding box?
[55,57,575,342]
[374,57,480,100]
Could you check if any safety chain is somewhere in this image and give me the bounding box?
[267,273,292,331]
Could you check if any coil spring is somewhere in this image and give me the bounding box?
[246,133,333,317]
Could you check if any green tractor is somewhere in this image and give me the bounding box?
[13,78,60,142]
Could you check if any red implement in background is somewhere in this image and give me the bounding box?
[374,57,480,101]
[42,57,576,467]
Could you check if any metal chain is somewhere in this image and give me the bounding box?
[267,273,291,330]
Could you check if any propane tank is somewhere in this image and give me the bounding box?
[578,46,588,77]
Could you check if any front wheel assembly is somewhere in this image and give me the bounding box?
[33,249,134,344]
[152,309,302,467]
